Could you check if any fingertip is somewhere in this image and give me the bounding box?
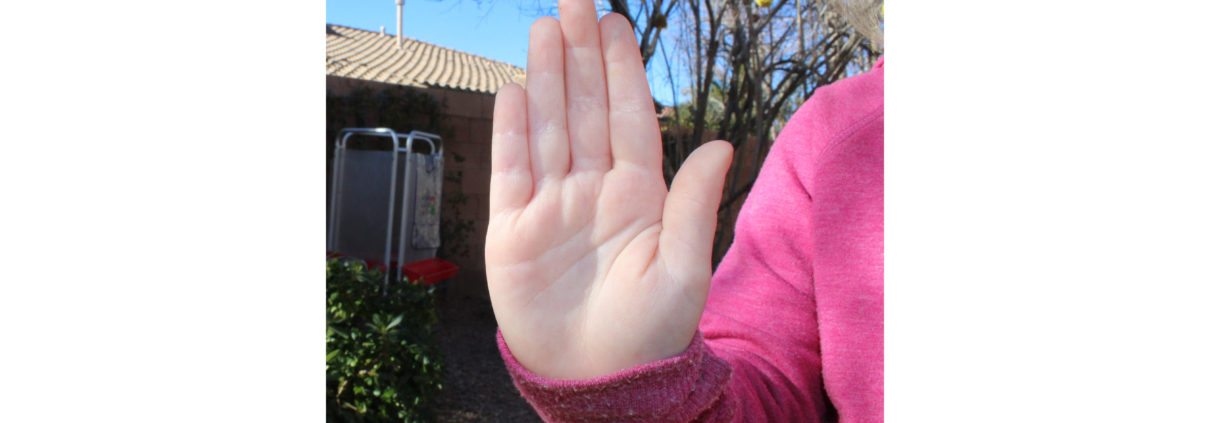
[599,12,630,29]
[674,141,733,182]
[599,13,632,39]
[557,0,594,16]
[529,16,565,58]
[599,13,639,62]
[698,140,735,166]
[530,15,560,35]
[705,140,735,155]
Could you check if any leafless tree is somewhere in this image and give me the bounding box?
[605,0,681,66]
[655,0,881,262]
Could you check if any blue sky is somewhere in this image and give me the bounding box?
[326,0,681,104]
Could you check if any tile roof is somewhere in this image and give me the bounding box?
[326,24,526,95]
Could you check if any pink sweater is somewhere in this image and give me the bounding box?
[498,58,884,422]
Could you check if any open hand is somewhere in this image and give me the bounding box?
[486,0,733,380]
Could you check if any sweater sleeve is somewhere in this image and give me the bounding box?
[498,331,733,422]
[694,103,830,421]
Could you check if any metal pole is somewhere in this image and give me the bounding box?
[328,132,355,252]
[395,132,415,283]
[327,135,343,252]
[396,0,405,50]
[383,131,401,294]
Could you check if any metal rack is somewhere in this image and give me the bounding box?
[327,128,444,291]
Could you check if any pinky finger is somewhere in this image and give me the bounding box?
[489,83,534,216]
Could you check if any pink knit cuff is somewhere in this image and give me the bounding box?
[497,330,732,422]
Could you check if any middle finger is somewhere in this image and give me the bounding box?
[558,0,612,173]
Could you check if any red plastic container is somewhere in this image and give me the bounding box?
[403,258,459,285]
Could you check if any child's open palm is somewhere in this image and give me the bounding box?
[486,0,733,379]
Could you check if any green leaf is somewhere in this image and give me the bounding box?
[326,256,443,420]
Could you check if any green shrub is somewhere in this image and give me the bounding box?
[326,258,443,422]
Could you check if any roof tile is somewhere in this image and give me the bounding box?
[326,24,525,94]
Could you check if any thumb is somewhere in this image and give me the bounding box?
[659,140,734,299]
